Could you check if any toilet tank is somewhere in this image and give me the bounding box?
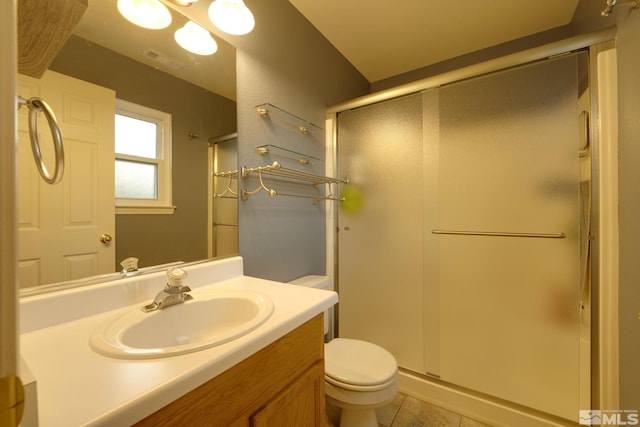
[288,275,330,335]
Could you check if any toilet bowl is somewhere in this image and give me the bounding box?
[288,276,399,427]
[324,338,398,427]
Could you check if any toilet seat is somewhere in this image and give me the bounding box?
[325,338,398,392]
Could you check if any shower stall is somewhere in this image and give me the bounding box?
[329,34,617,424]
[209,132,239,258]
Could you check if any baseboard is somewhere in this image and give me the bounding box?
[398,371,577,427]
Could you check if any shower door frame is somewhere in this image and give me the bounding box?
[325,28,619,422]
[0,1,22,425]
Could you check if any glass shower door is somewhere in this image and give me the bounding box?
[337,93,425,372]
[424,52,587,421]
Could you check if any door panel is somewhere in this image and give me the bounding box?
[337,93,424,372]
[428,53,584,421]
[251,362,324,427]
[17,70,115,288]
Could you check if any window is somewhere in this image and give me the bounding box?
[115,99,174,214]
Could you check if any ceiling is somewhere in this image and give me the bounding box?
[288,0,581,83]
[69,0,604,97]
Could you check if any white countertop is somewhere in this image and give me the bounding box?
[19,257,338,426]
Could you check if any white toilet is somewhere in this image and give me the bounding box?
[288,276,399,427]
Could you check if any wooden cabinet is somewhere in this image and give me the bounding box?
[252,362,325,426]
[136,314,326,426]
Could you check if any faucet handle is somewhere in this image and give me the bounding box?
[166,267,187,289]
[120,257,139,274]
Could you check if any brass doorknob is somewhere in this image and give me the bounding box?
[100,234,113,244]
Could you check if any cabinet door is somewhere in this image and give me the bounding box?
[251,361,325,427]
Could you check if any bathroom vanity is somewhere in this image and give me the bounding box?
[137,315,325,426]
[19,257,337,426]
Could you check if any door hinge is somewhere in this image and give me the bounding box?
[0,375,24,427]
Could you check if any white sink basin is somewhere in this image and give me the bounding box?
[89,290,274,359]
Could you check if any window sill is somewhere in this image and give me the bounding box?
[116,206,176,215]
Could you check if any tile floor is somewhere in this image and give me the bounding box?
[326,392,493,427]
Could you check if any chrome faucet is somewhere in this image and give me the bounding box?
[142,267,193,312]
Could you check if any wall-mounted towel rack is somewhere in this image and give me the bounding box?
[213,170,238,199]
[432,229,566,239]
[241,161,348,204]
[17,96,64,184]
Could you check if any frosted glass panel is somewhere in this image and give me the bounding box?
[115,159,158,199]
[212,137,239,257]
[430,53,583,420]
[337,94,424,371]
[337,52,588,422]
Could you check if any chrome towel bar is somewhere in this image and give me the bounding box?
[431,230,566,239]
[240,161,348,204]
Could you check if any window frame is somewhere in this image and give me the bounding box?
[114,99,174,214]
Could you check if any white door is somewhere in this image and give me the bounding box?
[17,70,115,289]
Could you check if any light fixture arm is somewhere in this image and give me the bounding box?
[164,0,198,6]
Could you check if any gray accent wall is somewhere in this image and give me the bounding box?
[50,35,237,269]
[233,0,369,282]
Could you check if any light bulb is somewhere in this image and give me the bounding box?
[117,0,172,29]
[208,0,255,35]
[174,21,218,55]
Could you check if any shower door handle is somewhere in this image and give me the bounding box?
[578,110,590,157]
[431,230,566,239]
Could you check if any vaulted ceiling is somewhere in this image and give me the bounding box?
[69,0,612,99]
[288,0,581,82]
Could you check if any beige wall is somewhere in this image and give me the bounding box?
[616,10,640,411]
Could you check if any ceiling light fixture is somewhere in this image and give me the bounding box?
[117,0,172,29]
[174,21,219,55]
[208,0,255,35]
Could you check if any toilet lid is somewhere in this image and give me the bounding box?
[325,338,398,388]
